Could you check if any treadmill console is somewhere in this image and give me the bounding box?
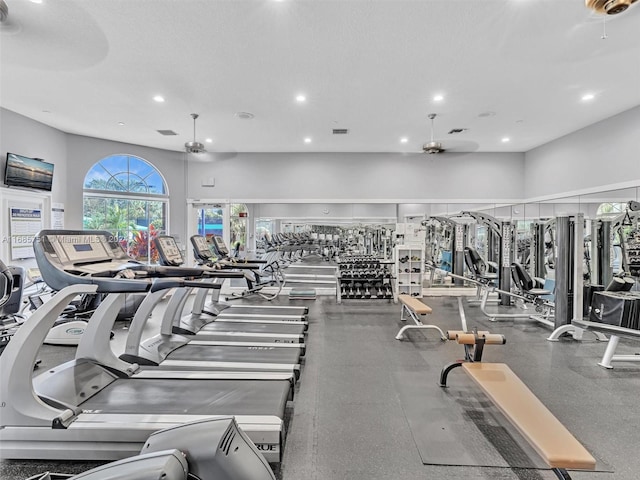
[191,235,215,262]
[0,260,13,308]
[154,236,185,267]
[211,235,230,257]
[37,231,135,274]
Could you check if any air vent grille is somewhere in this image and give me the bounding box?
[448,128,468,135]
[332,129,349,135]
[220,427,236,456]
[157,130,178,136]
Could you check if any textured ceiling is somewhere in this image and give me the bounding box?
[1,0,639,155]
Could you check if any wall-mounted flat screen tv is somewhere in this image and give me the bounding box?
[4,153,54,192]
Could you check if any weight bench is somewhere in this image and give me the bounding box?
[440,341,596,479]
[395,294,446,340]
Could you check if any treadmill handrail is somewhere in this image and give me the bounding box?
[0,284,98,428]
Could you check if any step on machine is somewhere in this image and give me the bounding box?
[0,233,293,463]
[154,235,307,345]
[191,234,310,321]
[25,417,276,480]
[202,234,283,301]
[26,232,304,379]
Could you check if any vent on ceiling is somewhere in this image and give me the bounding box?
[332,128,349,135]
[157,130,178,136]
[448,128,468,135]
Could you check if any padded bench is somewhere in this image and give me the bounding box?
[450,362,596,479]
[395,294,446,340]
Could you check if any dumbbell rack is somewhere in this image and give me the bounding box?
[336,255,395,303]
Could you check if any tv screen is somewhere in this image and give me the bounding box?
[4,153,54,192]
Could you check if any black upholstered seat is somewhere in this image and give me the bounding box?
[510,262,552,297]
[464,247,498,283]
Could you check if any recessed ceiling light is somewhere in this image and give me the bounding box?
[153,95,165,103]
[235,112,255,119]
[296,94,306,103]
[30,0,43,4]
[400,137,409,143]
[42,110,50,113]
[501,137,510,143]
[433,94,444,102]
[581,93,595,101]
[478,111,496,118]
[304,137,312,143]
[118,122,125,126]
[205,138,213,143]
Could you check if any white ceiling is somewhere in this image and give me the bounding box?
[1,0,639,154]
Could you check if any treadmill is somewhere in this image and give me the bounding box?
[36,417,277,480]
[190,234,309,322]
[32,231,303,379]
[0,232,291,462]
[155,235,307,345]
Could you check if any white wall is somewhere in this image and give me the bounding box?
[252,202,397,221]
[186,152,525,202]
[65,134,187,241]
[0,109,68,266]
[1,108,68,207]
[4,104,639,246]
[524,106,640,200]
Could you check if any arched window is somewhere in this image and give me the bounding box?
[597,202,626,217]
[83,155,169,263]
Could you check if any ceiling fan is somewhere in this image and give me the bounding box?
[420,113,479,155]
[423,113,445,154]
[585,0,637,15]
[185,113,206,154]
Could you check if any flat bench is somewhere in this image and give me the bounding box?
[395,294,446,340]
[446,362,596,479]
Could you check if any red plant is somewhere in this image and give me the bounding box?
[129,224,160,262]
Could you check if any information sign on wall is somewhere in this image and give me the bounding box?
[455,224,465,252]
[52,203,65,229]
[10,208,43,260]
[501,223,512,266]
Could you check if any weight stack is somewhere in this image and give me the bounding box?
[590,291,640,329]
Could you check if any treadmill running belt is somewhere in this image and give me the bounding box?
[167,344,301,363]
[201,322,306,334]
[81,378,290,417]
[220,307,305,317]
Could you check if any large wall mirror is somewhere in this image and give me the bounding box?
[245,184,640,290]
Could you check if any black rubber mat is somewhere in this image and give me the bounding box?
[81,378,291,417]
[200,321,306,335]
[167,343,301,363]
[221,306,306,317]
[393,370,612,473]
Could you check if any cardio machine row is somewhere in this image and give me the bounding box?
[0,229,312,476]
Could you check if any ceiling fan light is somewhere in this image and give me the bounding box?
[423,141,445,154]
[185,113,206,153]
[185,141,206,153]
[585,0,637,14]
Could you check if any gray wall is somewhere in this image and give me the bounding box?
[186,152,526,202]
[1,108,68,206]
[65,134,187,240]
[524,106,640,200]
[3,104,639,240]
[252,202,397,221]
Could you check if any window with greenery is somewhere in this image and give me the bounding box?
[230,204,248,255]
[83,155,168,263]
[597,203,626,216]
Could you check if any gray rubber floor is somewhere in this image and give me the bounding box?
[3,286,640,479]
[279,295,638,480]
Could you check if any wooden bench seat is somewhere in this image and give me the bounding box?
[462,362,596,474]
[398,294,433,314]
[395,294,445,340]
